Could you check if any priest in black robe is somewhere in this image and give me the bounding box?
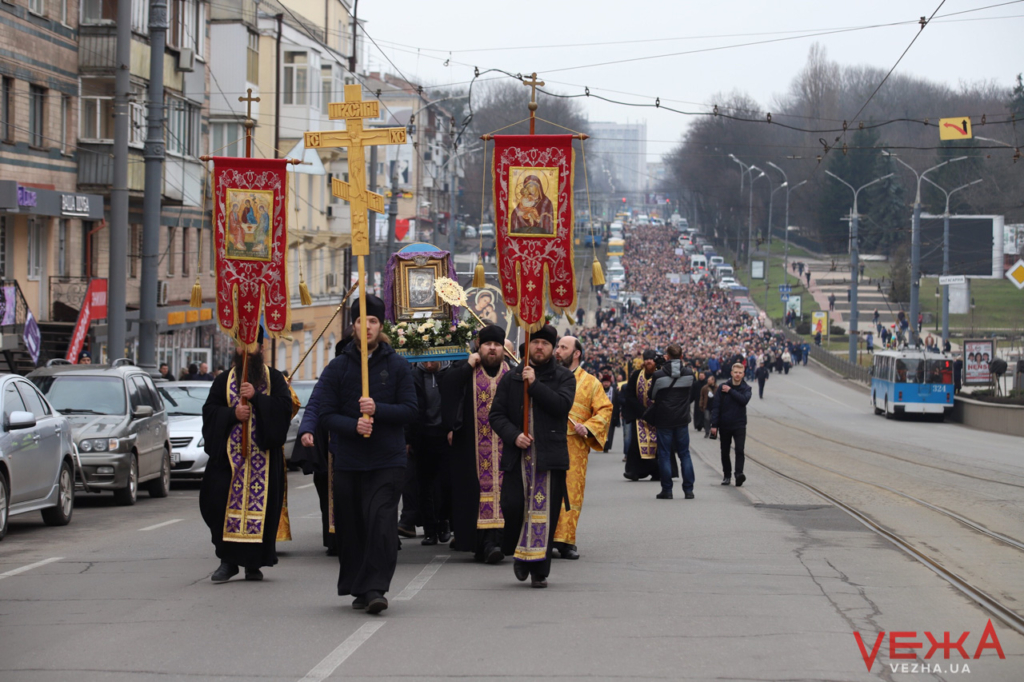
[442,324,511,563]
[622,350,661,482]
[200,328,293,582]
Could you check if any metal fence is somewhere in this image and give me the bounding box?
[781,326,872,384]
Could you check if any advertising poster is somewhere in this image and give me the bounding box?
[811,311,828,336]
[963,339,995,385]
[785,295,802,318]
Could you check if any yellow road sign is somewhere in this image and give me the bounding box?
[1007,259,1024,290]
[939,117,972,141]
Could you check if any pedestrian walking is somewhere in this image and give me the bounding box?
[699,375,716,438]
[710,363,751,487]
[409,360,452,547]
[805,269,811,287]
[755,363,769,399]
[317,295,418,615]
[828,293,836,312]
[647,344,699,500]
[781,349,792,374]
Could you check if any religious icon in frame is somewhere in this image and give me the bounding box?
[507,166,558,237]
[225,188,274,261]
[396,257,447,320]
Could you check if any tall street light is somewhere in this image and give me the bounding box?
[729,154,753,256]
[769,161,806,283]
[746,168,765,265]
[826,170,894,364]
[922,176,983,345]
[768,179,786,256]
[881,152,967,347]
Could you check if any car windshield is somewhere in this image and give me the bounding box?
[894,359,924,384]
[158,385,210,416]
[292,383,316,407]
[33,376,126,415]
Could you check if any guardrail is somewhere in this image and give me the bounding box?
[780,326,872,384]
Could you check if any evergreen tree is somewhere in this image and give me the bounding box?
[861,149,907,254]
[818,127,882,252]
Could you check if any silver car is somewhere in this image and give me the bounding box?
[0,374,76,540]
[29,362,171,506]
[285,381,318,466]
[158,382,211,479]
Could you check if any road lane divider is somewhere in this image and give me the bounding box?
[393,555,449,601]
[0,557,63,581]
[297,483,316,490]
[299,622,385,682]
[138,518,184,532]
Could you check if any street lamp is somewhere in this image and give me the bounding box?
[746,168,764,265]
[768,162,807,283]
[768,180,786,252]
[922,175,983,345]
[881,151,967,347]
[729,154,755,257]
[826,169,894,364]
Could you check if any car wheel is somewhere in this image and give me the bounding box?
[873,393,883,415]
[147,448,171,498]
[884,397,894,420]
[0,468,8,541]
[113,454,138,506]
[42,460,74,526]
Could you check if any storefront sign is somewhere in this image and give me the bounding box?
[17,186,37,208]
[61,193,91,217]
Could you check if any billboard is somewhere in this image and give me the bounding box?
[919,215,1003,279]
[811,311,828,336]
[963,339,995,385]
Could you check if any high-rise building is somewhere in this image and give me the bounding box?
[588,121,648,194]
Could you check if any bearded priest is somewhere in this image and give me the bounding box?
[442,324,511,564]
[551,335,612,560]
[200,326,293,583]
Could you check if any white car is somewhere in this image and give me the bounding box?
[479,223,495,238]
[158,382,211,479]
[718,277,738,289]
[606,265,626,284]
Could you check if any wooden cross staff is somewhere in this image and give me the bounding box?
[304,84,408,436]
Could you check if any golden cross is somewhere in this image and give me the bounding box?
[303,84,408,431]
[238,88,261,158]
[523,72,544,108]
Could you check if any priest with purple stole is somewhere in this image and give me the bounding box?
[443,324,512,563]
[200,327,293,583]
[490,324,575,588]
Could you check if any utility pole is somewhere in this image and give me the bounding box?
[826,170,893,364]
[139,0,167,374]
[881,152,966,348]
[386,157,398,263]
[923,176,983,346]
[107,0,132,361]
[767,162,805,282]
[746,168,764,265]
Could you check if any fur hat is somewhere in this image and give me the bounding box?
[531,324,558,347]
[351,294,386,324]
[477,324,506,346]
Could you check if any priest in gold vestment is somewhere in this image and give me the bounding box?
[552,336,612,560]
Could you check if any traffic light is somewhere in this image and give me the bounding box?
[621,197,626,203]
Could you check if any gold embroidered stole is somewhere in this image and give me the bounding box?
[222,366,273,543]
[473,363,508,529]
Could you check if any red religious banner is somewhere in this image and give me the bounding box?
[492,134,577,331]
[212,157,290,347]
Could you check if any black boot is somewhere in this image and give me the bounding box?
[437,520,452,544]
[211,562,238,583]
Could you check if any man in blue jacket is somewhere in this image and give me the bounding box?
[317,295,418,615]
[710,363,752,487]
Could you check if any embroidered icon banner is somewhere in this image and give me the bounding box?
[491,135,577,332]
[213,157,290,348]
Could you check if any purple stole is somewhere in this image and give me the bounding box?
[223,366,272,543]
[473,364,508,529]
[514,407,551,562]
[636,372,657,460]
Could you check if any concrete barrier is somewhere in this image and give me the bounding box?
[950,396,1024,438]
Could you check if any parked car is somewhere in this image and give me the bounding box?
[709,255,725,269]
[715,265,735,280]
[285,380,317,466]
[0,374,76,540]
[29,361,171,506]
[463,225,478,239]
[718,277,738,289]
[606,264,626,284]
[157,381,211,480]
[479,223,495,238]
[605,255,622,269]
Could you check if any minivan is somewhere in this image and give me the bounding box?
[716,265,735,280]
[690,254,707,270]
[709,256,725,269]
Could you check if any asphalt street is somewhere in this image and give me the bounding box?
[2,361,1023,681]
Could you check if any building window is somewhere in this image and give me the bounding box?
[166,95,200,157]
[0,216,7,278]
[321,66,333,114]
[28,0,45,16]
[81,98,114,142]
[58,220,68,276]
[60,95,70,153]
[247,31,259,84]
[181,227,190,277]
[81,0,115,23]
[169,0,204,57]
[167,227,175,276]
[29,86,46,148]
[283,52,309,106]
[129,224,140,278]
[130,96,146,147]
[210,121,243,157]
[132,0,149,33]
[27,219,42,280]
[1,78,12,142]
[61,0,69,24]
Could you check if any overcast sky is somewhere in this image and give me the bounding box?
[357,1,1022,163]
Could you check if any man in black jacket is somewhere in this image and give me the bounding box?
[755,362,770,399]
[647,344,699,500]
[710,363,752,487]
[317,295,418,615]
[490,324,575,588]
[408,360,452,546]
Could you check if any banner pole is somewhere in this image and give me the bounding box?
[358,255,371,437]
[287,282,359,385]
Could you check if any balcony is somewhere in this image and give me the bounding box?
[77,143,146,194]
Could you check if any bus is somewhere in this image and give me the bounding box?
[581,222,602,247]
[871,349,955,420]
[607,238,625,257]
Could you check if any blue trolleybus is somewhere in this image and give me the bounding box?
[871,349,955,420]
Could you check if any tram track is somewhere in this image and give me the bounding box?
[741,450,1024,637]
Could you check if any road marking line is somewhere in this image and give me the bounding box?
[393,555,449,601]
[0,557,63,581]
[299,622,385,682]
[297,483,315,490]
[138,518,183,532]
[801,384,850,407]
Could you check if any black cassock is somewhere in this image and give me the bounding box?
[622,369,676,481]
[199,367,292,569]
[441,360,504,558]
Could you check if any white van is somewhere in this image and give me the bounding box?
[690,254,707,270]
[715,265,734,280]
[709,255,725,269]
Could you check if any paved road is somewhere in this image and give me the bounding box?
[2,361,1022,680]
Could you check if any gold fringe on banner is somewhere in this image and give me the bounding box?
[472,259,486,288]
[190,278,203,308]
[299,269,312,306]
[591,259,605,287]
